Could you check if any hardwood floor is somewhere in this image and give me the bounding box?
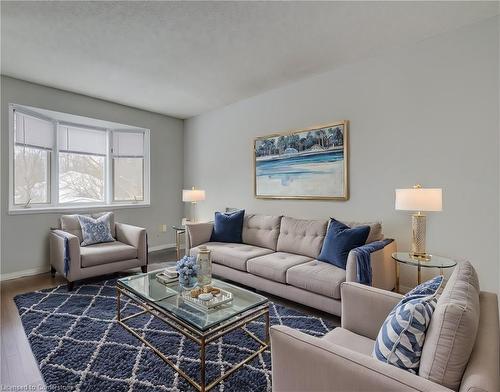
[0,248,177,389]
[0,248,340,389]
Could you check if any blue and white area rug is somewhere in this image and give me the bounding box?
[15,278,334,392]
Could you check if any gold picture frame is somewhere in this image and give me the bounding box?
[253,120,349,200]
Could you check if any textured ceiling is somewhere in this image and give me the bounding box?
[1,1,498,119]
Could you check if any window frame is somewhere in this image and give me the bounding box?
[8,104,151,214]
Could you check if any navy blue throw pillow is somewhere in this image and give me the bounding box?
[210,209,245,243]
[318,218,370,269]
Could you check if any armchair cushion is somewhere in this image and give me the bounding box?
[418,261,480,390]
[80,241,137,267]
[323,327,375,356]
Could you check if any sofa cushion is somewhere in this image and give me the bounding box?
[246,252,313,283]
[210,210,245,243]
[286,260,346,299]
[277,217,327,259]
[418,261,480,390]
[61,212,116,242]
[80,241,137,268]
[242,214,282,250]
[323,327,375,356]
[318,219,370,269]
[343,220,383,244]
[191,242,273,271]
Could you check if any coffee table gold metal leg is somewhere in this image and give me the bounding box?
[264,309,270,345]
[200,337,206,392]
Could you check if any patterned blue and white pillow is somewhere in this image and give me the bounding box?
[405,275,444,298]
[372,293,437,373]
[77,213,115,246]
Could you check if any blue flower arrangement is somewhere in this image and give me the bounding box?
[176,255,199,289]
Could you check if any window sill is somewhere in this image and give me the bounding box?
[8,203,150,215]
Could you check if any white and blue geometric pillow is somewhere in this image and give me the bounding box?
[404,275,444,298]
[372,294,437,374]
[77,213,115,246]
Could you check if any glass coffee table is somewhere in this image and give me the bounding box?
[116,271,270,392]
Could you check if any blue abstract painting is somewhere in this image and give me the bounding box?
[254,121,348,199]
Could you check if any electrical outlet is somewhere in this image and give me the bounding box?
[160,224,167,233]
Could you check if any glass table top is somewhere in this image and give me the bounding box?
[392,252,457,268]
[117,271,268,332]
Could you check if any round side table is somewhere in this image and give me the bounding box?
[392,252,457,293]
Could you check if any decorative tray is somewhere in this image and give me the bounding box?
[181,287,233,311]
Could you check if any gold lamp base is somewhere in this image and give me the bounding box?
[411,212,429,260]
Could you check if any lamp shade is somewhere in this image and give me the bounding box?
[395,188,442,212]
[182,189,206,202]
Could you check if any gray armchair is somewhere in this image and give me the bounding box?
[270,262,499,392]
[49,213,147,290]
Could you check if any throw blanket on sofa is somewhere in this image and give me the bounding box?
[51,231,71,276]
[352,239,394,285]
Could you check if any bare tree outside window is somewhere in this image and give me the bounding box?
[113,157,144,201]
[14,146,49,205]
[59,152,104,203]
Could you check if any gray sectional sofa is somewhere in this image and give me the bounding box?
[186,214,397,316]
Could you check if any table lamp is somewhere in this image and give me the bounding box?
[395,184,442,259]
[182,187,206,222]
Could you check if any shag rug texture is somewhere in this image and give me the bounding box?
[15,277,334,391]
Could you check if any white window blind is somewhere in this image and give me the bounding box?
[112,131,144,157]
[14,111,54,149]
[58,125,107,155]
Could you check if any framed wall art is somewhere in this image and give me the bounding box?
[254,120,348,200]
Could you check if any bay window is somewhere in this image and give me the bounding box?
[9,104,150,213]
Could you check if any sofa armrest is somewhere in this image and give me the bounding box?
[341,282,403,340]
[346,239,397,291]
[49,230,81,279]
[115,223,147,265]
[271,325,452,392]
[185,222,214,251]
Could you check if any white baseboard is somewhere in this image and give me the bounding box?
[1,266,51,281]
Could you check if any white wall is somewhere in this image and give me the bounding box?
[184,18,500,293]
[1,76,184,278]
